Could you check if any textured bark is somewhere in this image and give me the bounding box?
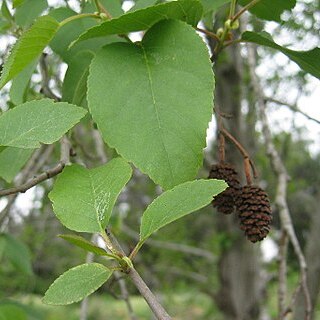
[293,193,320,320]
[208,33,264,320]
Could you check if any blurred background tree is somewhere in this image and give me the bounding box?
[0,0,319,319]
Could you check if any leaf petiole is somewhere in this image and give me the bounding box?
[129,240,145,260]
[59,13,100,28]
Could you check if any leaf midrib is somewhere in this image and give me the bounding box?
[141,45,174,182]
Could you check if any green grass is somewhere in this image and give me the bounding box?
[8,291,216,320]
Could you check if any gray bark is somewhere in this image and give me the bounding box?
[293,193,320,320]
[208,31,264,320]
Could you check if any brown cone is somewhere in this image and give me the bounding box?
[208,163,241,214]
[236,185,272,242]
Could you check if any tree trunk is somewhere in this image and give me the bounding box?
[293,193,320,320]
[208,32,264,320]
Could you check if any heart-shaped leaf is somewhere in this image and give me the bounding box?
[43,263,112,305]
[49,158,132,233]
[88,19,214,189]
[72,0,203,46]
[140,179,227,242]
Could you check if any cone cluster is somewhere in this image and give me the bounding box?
[208,163,273,242]
[236,185,272,243]
[208,163,240,214]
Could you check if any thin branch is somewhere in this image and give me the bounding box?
[105,228,172,320]
[39,54,60,101]
[0,137,70,197]
[114,271,138,320]
[220,127,258,180]
[128,268,171,320]
[231,0,261,23]
[0,145,54,227]
[92,128,108,163]
[246,42,312,320]
[196,27,220,42]
[278,230,289,318]
[264,97,320,125]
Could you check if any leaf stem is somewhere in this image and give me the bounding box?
[229,0,237,18]
[93,0,112,19]
[220,127,258,181]
[129,241,145,260]
[93,0,101,13]
[59,13,100,28]
[231,0,261,23]
[196,27,220,41]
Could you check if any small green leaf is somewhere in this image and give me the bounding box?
[242,31,320,80]
[0,15,59,89]
[15,0,48,28]
[43,263,112,305]
[59,234,112,257]
[1,1,13,21]
[72,0,203,45]
[49,158,132,233]
[0,233,33,275]
[238,0,296,22]
[88,20,214,189]
[140,179,227,242]
[0,99,87,148]
[9,61,37,106]
[62,51,94,105]
[0,147,34,182]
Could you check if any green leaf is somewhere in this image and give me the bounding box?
[1,1,13,21]
[238,0,296,22]
[15,0,48,28]
[9,61,37,106]
[0,304,27,320]
[12,0,25,8]
[83,0,123,17]
[0,99,87,148]
[140,179,227,241]
[59,234,111,257]
[88,20,214,190]
[242,31,320,80]
[201,0,229,13]
[0,147,34,182]
[49,8,122,63]
[72,0,203,45]
[130,0,159,11]
[0,15,59,89]
[62,51,94,105]
[49,158,132,233]
[0,233,33,275]
[43,263,112,305]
